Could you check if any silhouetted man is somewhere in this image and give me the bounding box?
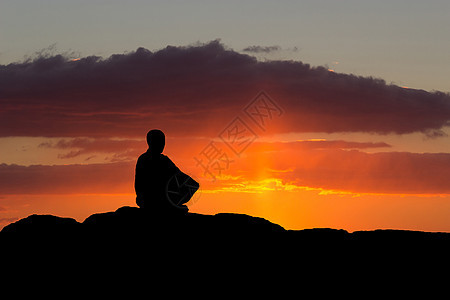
[135,129,198,213]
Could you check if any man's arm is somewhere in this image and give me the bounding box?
[163,155,180,176]
[134,155,144,196]
[163,155,199,206]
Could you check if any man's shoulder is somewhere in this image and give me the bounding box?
[137,152,148,160]
[136,151,151,164]
[161,154,177,168]
[137,152,171,162]
[160,154,172,163]
[137,152,176,165]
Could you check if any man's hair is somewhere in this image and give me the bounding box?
[146,129,165,154]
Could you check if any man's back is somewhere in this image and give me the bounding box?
[135,151,179,210]
[135,129,198,213]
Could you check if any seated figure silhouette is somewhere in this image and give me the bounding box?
[135,129,199,214]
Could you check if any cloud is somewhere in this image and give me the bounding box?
[241,143,450,194]
[37,136,208,164]
[248,140,391,152]
[192,140,450,195]
[1,40,450,139]
[0,162,134,194]
[0,135,205,194]
[242,45,282,53]
[39,137,145,160]
[285,151,450,194]
[1,142,449,195]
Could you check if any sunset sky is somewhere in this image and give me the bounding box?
[1,0,450,232]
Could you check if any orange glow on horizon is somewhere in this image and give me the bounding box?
[2,133,450,232]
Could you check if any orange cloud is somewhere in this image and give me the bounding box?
[198,141,450,195]
[2,138,448,196]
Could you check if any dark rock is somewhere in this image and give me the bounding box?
[287,228,351,241]
[81,206,284,237]
[212,213,285,233]
[2,206,450,282]
[2,206,450,250]
[352,229,450,243]
[1,214,80,236]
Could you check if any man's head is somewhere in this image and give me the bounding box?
[146,129,165,154]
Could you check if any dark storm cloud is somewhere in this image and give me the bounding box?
[1,40,450,138]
